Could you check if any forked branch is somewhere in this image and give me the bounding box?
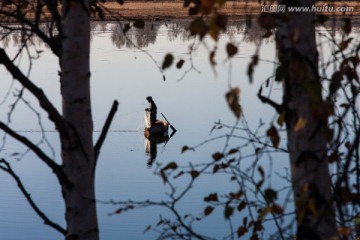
[0,48,68,140]
[0,121,72,189]
[0,158,66,235]
[257,87,283,113]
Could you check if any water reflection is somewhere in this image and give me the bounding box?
[91,17,360,48]
[144,106,176,167]
[2,17,360,49]
[1,16,360,240]
[144,134,169,167]
[108,22,161,48]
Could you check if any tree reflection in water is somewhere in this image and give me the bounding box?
[2,18,359,49]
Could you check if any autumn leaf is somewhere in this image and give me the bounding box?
[204,206,214,216]
[204,193,219,202]
[208,14,227,41]
[114,208,122,214]
[224,206,234,220]
[237,201,247,212]
[181,145,189,153]
[266,125,280,148]
[162,53,174,70]
[271,204,283,215]
[162,162,178,171]
[294,117,307,132]
[176,59,185,69]
[189,17,208,40]
[225,87,242,119]
[212,152,224,161]
[181,145,194,154]
[190,170,200,179]
[264,188,278,202]
[227,148,238,155]
[237,226,247,238]
[229,191,243,199]
[277,112,285,126]
[226,43,238,58]
[253,221,264,232]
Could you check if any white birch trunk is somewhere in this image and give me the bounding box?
[277,1,339,239]
[60,1,99,239]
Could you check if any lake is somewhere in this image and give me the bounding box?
[0,18,358,239]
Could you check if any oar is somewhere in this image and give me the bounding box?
[161,113,177,132]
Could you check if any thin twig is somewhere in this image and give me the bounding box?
[0,121,71,189]
[0,158,66,235]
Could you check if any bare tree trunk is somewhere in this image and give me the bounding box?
[277,1,339,239]
[61,1,99,239]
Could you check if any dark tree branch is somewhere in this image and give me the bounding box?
[94,100,119,163]
[0,10,61,56]
[257,87,283,113]
[0,158,66,235]
[0,48,69,141]
[0,121,72,189]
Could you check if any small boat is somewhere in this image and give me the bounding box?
[144,111,169,137]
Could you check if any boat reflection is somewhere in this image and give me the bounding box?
[144,131,176,167]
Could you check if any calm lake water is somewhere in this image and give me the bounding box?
[0,19,358,239]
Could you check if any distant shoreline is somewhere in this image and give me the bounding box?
[0,1,358,23]
[100,1,359,20]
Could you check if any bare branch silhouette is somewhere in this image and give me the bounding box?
[0,158,66,235]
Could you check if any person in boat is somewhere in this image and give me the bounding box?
[145,96,157,127]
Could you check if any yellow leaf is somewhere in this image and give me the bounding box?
[294,118,307,132]
[277,112,285,126]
